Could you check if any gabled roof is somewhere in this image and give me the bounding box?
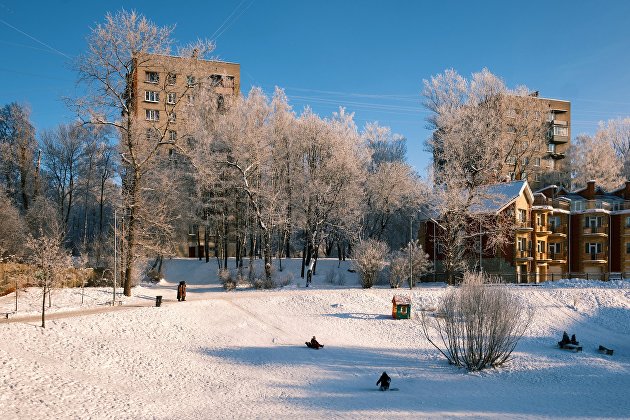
[472,180,533,214]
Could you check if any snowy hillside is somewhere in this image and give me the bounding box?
[1,258,629,419]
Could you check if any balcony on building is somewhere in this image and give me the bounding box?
[549,251,567,263]
[583,252,607,263]
[583,225,609,237]
[515,219,533,231]
[548,120,569,143]
[534,224,551,235]
[535,251,552,262]
[549,224,567,236]
[515,250,533,261]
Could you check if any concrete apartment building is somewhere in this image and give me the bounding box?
[419,180,630,283]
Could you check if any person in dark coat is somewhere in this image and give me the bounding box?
[559,331,570,346]
[177,281,187,301]
[570,334,579,345]
[376,371,391,391]
[306,336,323,349]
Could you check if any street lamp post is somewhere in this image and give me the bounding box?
[113,209,117,306]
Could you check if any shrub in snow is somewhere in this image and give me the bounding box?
[219,269,237,291]
[325,268,347,286]
[278,272,293,287]
[420,271,533,371]
[352,240,388,288]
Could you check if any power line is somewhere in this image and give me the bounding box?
[0,17,71,59]
[215,0,256,40]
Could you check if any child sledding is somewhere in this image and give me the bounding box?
[305,336,324,349]
[558,331,582,352]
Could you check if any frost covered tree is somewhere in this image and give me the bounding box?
[569,134,621,190]
[388,240,431,289]
[420,272,533,371]
[0,186,26,258]
[362,122,426,245]
[0,103,40,213]
[73,10,213,295]
[25,223,72,328]
[352,239,388,288]
[423,68,549,185]
[589,118,630,181]
[294,108,367,276]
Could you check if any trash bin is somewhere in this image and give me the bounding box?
[156,296,162,307]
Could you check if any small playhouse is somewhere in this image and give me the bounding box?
[392,295,411,319]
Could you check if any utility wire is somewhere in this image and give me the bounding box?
[0,17,71,59]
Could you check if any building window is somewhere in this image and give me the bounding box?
[549,243,561,254]
[168,112,176,123]
[547,143,556,153]
[520,141,529,152]
[585,216,602,228]
[167,92,176,104]
[536,240,545,253]
[506,156,516,165]
[210,74,222,87]
[145,109,160,121]
[518,209,527,222]
[146,128,159,140]
[168,130,177,142]
[145,71,159,84]
[626,216,630,228]
[585,242,602,254]
[144,91,159,103]
[517,237,527,251]
[626,243,630,254]
[534,157,541,167]
[167,73,177,85]
[573,200,584,211]
[187,75,197,87]
[553,125,568,136]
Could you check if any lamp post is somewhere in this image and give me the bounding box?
[113,208,117,306]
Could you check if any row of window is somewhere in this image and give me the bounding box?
[145,71,235,88]
[146,128,177,142]
[515,238,630,255]
[144,91,177,104]
[145,110,177,122]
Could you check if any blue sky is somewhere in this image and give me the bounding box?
[1,0,630,174]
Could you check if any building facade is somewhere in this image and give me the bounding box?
[419,180,630,283]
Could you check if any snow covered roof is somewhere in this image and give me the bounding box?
[472,180,533,214]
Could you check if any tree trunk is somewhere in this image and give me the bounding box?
[123,169,140,297]
[41,286,46,328]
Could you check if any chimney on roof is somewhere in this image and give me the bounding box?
[530,90,539,97]
[191,48,199,59]
[585,180,596,199]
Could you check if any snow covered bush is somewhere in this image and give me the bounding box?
[420,271,533,371]
[389,241,432,288]
[352,240,388,288]
[219,269,237,291]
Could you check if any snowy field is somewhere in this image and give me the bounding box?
[1,258,629,419]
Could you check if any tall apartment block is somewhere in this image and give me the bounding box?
[503,93,571,190]
[128,53,240,257]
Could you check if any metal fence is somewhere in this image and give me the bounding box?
[420,271,629,284]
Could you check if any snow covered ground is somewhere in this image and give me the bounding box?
[1,258,629,419]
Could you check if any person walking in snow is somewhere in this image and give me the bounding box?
[177,281,187,301]
[376,371,391,391]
